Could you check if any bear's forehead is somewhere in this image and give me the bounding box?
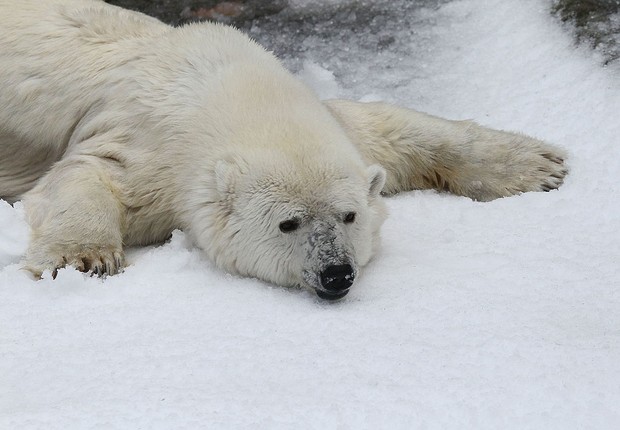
[252,161,363,190]
[248,170,365,212]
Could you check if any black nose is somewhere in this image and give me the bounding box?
[320,264,355,292]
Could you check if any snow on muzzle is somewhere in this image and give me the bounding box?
[302,220,357,300]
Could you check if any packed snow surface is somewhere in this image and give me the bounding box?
[1,0,619,428]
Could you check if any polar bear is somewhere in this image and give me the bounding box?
[0,0,567,299]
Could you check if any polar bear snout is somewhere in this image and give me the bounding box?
[320,264,354,292]
[314,264,355,301]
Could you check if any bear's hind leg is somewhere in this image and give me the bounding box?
[23,155,126,278]
[326,99,568,201]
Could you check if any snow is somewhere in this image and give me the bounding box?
[2,0,620,428]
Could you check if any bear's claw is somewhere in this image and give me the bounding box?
[27,244,125,279]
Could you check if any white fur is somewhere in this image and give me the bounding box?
[0,0,567,296]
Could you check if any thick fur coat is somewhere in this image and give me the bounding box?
[0,0,567,299]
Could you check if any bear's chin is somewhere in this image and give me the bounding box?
[315,289,350,301]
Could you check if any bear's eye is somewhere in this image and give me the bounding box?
[343,212,356,224]
[279,219,300,233]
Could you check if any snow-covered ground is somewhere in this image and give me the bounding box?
[1,0,619,428]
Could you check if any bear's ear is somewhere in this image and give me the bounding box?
[366,164,386,197]
[215,160,238,197]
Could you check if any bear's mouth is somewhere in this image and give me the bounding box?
[315,288,350,301]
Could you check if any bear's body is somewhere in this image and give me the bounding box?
[0,0,567,299]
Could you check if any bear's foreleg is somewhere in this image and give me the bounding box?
[23,156,125,278]
[325,99,568,201]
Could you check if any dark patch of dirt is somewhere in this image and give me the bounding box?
[106,0,620,64]
[104,0,287,26]
[552,0,620,63]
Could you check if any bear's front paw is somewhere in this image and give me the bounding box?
[465,138,569,201]
[24,243,125,279]
[513,150,568,194]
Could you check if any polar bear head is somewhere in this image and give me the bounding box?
[186,149,387,300]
